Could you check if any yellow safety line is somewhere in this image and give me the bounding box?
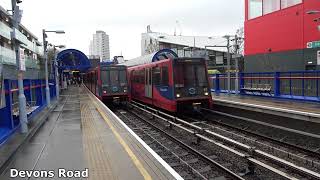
[91,98,152,180]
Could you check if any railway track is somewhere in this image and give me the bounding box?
[125,101,320,180]
[113,107,245,180]
[200,108,320,170]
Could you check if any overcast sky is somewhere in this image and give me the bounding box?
[1,0,244,59]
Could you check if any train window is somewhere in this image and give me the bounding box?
[149,69,152,85]
[196,65,208,87]
[110,70,119,86]
[174,64,184,87]
[119,70,127,85]
[152,67,161,85]
[101,70,109,85]
[185,65,197,87]
[136,69,144,84]
[141,69,145,84]
[161,66,169,86]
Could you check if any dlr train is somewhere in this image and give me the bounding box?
[121,49,212,113]
[84,62,129,103]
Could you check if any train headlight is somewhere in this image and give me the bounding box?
[176,94,181,98]
[103,91,107,94]
[124,89,127,93]
[204,92,209,96]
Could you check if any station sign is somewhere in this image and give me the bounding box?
[19,48,26,71]
[307,41,320,49]
[317,50,320,65]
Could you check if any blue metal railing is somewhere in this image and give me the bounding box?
[210,71,320,102]
[0,79,57,145]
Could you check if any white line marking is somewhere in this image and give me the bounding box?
[213,98,320,119]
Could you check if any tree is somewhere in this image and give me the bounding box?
[231,27,244,55]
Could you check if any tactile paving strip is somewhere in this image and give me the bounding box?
[80,95,118,180]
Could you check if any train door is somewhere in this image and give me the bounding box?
[145,68,152,98]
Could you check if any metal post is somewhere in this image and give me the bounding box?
[11,0,28,133]
[226,36,231,94]
[274,72,280,97]
[215,74,220,93]
[234,35,239,94]
[43,29,50,106]
[54,47,59,99]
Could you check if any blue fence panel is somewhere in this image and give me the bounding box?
[211,70,320,102]
[0,78,57,146]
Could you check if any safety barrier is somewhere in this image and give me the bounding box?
[0,79,56,145]
[210,71,320,102]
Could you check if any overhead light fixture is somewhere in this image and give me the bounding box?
[55,30,65,34]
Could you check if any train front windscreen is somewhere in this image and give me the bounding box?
[101,66,127,94]
[174,59,209,98]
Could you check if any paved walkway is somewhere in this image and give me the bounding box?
[0,86,179,180]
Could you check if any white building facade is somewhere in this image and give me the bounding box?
[141,30,242,73]
[89,30,110,60]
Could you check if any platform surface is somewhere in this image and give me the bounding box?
[212,93,320,119]
[0,86,179,180]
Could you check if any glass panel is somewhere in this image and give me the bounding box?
[175,62,208,88]
[174,65,184,88]
[184,50,191,57]
[119,70,127,86]
[101,70,109,85]
[263,0,280,14]
[249,0,263,19]
[196,65,208,87]
[281,0,302,9]
[152,67,161,85]
[185,65,196,87]
[110,70,119,86]
[177,49,184,57]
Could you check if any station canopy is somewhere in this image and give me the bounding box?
[57,49,91,72]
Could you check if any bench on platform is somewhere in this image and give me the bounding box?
[12,101,40,117]
[241,84,272,95]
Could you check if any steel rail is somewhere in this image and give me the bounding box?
[202,107,320,157]
[126,106,245,180]
[131,101,320,180]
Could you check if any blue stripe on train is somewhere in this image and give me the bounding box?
[155,85,174,100]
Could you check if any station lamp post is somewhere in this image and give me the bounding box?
[50,44,65,100]
[205,35,234,94]
[42,30,65,107]
[11,0,28,133]
[223,35,231,94]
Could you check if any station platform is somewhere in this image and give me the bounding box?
[212,93,320,123]
[0,86,181,180]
